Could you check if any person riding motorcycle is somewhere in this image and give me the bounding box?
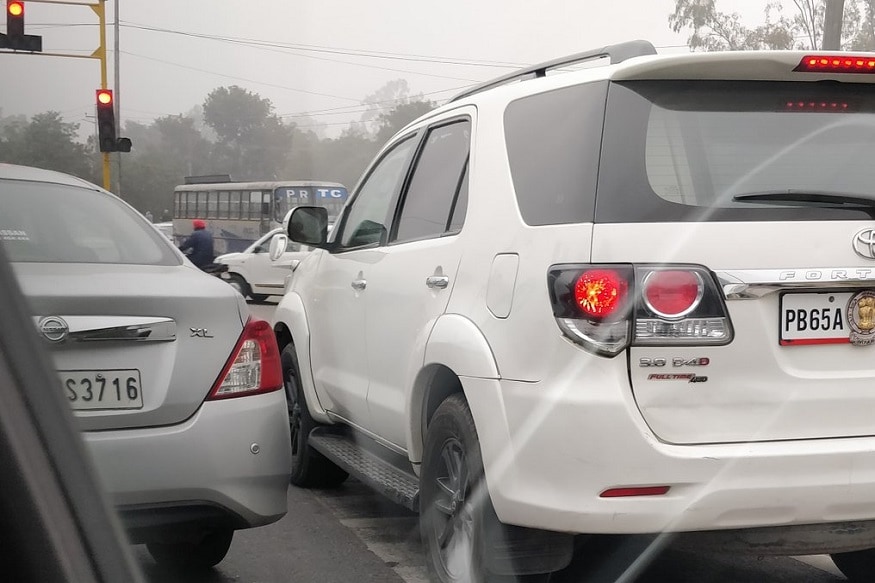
[179,219,215,269]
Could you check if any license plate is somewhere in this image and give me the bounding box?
[779,292,852,346]
[59,369,144,410]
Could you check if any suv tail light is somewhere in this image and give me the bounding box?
[207,318,283,400]
[548,264,733,356]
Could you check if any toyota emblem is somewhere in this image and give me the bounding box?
[853,228,875,260]
[38,316,69,342]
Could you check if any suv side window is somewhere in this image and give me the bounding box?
[504,81,608,226]
[393,119,471,243]
[338,135,419,249]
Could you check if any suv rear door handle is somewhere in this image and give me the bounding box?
[351,279,367,291]
[426,276,449,290]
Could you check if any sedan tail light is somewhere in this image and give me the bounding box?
[548,264,733,357]
[207,318,283,400]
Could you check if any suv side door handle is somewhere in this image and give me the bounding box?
[426,275,449,290]
[351,278,367,291]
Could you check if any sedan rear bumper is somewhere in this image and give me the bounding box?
[83,389,291,538]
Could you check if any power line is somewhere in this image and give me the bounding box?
[119,21,528,69]
[120,50,361,102]
[119,22,492,83]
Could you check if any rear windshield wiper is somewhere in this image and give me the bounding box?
[732,190,875,213]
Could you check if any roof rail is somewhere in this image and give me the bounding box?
[450,39,657,103]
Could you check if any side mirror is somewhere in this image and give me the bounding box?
[268,234,288,262]
[288,206,329,247]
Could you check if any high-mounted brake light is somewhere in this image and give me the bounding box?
[795,55,875,73]
[207,319,283,400]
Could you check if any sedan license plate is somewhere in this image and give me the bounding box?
[60,369,143,410]
[780,292,852,346]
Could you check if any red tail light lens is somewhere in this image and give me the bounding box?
[642,270,703,319]
[549,264,732,355]
[207,319,283,400]
[574,269,628,319]
[795,55,875,73]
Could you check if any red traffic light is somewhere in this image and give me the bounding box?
[96,89,113,106]
[7,1,23,17]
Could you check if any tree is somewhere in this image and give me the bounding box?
[669,0,872,51]
[0,111,93,179]
[202,86,293,181]
[119,115,212,217]
[374,100,436,145]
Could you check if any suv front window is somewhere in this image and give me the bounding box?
[338,135,418,249]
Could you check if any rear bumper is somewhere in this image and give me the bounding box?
[83,389,291,539]
[463,358,875,552]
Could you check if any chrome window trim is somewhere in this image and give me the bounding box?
[33,316,176,343]
[718,268,875,300]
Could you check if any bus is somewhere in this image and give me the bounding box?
[172,179,349,254]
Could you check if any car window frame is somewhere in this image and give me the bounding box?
[331,130,423,252]
[389,115,472,246]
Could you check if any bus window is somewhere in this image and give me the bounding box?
[207,191,218,218]
[262,192,271,217]
[229,191,241,219]
[218,192,229,219]
[197,192,208,217]
[186,192,198,218]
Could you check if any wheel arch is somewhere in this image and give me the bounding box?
[407,314,499,464]
[273,292,329,422]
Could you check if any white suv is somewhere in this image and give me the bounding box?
[272,40,875,582]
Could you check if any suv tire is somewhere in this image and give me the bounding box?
[831,548,875,582]
[146,528,233,569]
[281,344,348,488]
[420,394,549,583]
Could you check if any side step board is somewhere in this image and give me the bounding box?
[309,428,420,512]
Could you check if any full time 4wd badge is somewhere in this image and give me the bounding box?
[848,291,875,346]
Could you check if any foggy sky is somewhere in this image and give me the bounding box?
[5,0,769,137]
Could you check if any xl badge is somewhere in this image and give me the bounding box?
[848,291,875,346]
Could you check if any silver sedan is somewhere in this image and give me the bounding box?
[0,163,291,570]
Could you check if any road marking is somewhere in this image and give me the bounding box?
[315,483,429,583]
[792,555,844,578]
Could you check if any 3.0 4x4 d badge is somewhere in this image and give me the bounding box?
[848,291,875,346]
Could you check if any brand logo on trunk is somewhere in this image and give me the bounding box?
[38,316,68,342]
[853,229,875,260]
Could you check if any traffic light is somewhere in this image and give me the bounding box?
[1,1,41,51]
[7,1,23,38]
[96,89,117,153]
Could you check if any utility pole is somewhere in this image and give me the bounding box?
[114,0,121,196]
[822,0,845,51]
[0,0,130,192]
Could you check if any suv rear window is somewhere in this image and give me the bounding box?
[1,180,180,265]
[597,80,875,222]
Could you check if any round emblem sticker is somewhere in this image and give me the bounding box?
[847,291,875,346]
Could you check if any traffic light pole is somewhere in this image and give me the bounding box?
[0,0,113,190]
[95,0,110,190]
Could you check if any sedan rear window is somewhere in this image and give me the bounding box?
[1,180,180,265]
